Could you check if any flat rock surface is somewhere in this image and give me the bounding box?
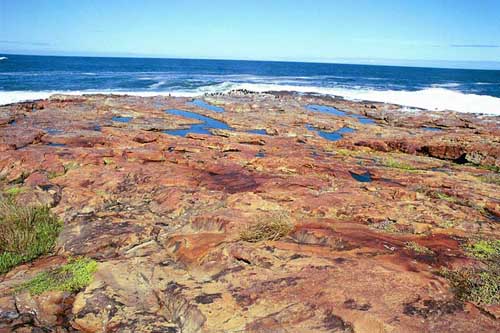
[0,91,499,332]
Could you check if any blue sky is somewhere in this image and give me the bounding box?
[1,0,499,68]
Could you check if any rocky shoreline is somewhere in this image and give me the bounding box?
[0,91,499,332]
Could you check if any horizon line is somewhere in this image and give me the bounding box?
[1,51,500,71]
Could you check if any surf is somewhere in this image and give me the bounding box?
[2,85,500,116]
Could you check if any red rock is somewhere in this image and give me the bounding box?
[24,172,50,187]
[0,93,498,332]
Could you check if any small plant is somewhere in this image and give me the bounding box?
[3,186,25,197]
[440,263,499,305]
[434,192,456,203]
[0,197,61,274]
[103,158,114,165]
[383,157,416,171]
[374,219,398,233]
[63,161,80,172]
[240,213,293,242]
[16,257,98,295]
[95,189,109,197]
[47,170,65,179]
[479,164,500,173]
[465,239,500,261]
[436,220,455,229]
[405,241,434,255]
[335,149,353,157]
[440,239,500,305]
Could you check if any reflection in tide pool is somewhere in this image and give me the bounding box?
[112,116,133,123]
[247,129,267,135]
[307,104,375,125]
[189,99,225,113]
[306,124,355,141]
[349,171,372,182]
[47,143,66,147]
[164,109,231,137]
[422,127,443,132]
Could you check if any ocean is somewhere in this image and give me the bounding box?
[1,54,499,115]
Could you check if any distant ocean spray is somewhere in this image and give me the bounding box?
[1,54,499,115]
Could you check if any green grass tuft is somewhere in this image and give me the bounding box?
[103,158,114,165]
[16,257,98,295]
[405,241,434,255]
[479,164,500,173]
[47,170,65,179]
[434,192,456,203]
[3,186,25,197]
[440,263,499,305]
[63,161,80,172]
[465,239,500,261]
[335,149,353,157]
[373,219,398,233]
[0,197,62,274]
[440,238,500,305]
[240,213,293,242]
[382,157,416,171]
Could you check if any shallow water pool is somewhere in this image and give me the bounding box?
[164,109,231,137]
[189,99,225,113]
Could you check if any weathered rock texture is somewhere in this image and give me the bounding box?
[0,91,499,332]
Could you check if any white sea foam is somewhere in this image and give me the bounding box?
[0,57,7,61]
[474,82,495,86]
[148,81,166,89]
[216,83,500,115]
[1,84,500,115]
[431,83,461,88]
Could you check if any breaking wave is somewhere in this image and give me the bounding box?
[1,83,499,115]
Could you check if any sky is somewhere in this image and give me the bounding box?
[1,0,500,69]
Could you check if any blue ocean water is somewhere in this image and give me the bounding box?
[1,54,499,114]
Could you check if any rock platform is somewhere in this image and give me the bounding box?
[0,91,499,332]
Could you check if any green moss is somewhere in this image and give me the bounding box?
[16,258,98,295]
[479,164,500,173]
[434,192,456,202]
[47,170,65,179]
[3,186,25,197]
[103,158,114,165]
[383,157,416,171]
[440,238,500,305]
[465,239,500,261]
[335,149,353,157]
[440,263,499,305]
[0,197,62,274]
[63,162,80,172]
[95,189,108,197]
[405,241,434,255]
[464,163,500,173]
[437,220,456,229]
[433,191,468,206]
[240,213,293,242]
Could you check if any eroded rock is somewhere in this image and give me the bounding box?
[0,92,498,332]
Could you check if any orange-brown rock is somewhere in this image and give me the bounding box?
[0,92,498,332]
